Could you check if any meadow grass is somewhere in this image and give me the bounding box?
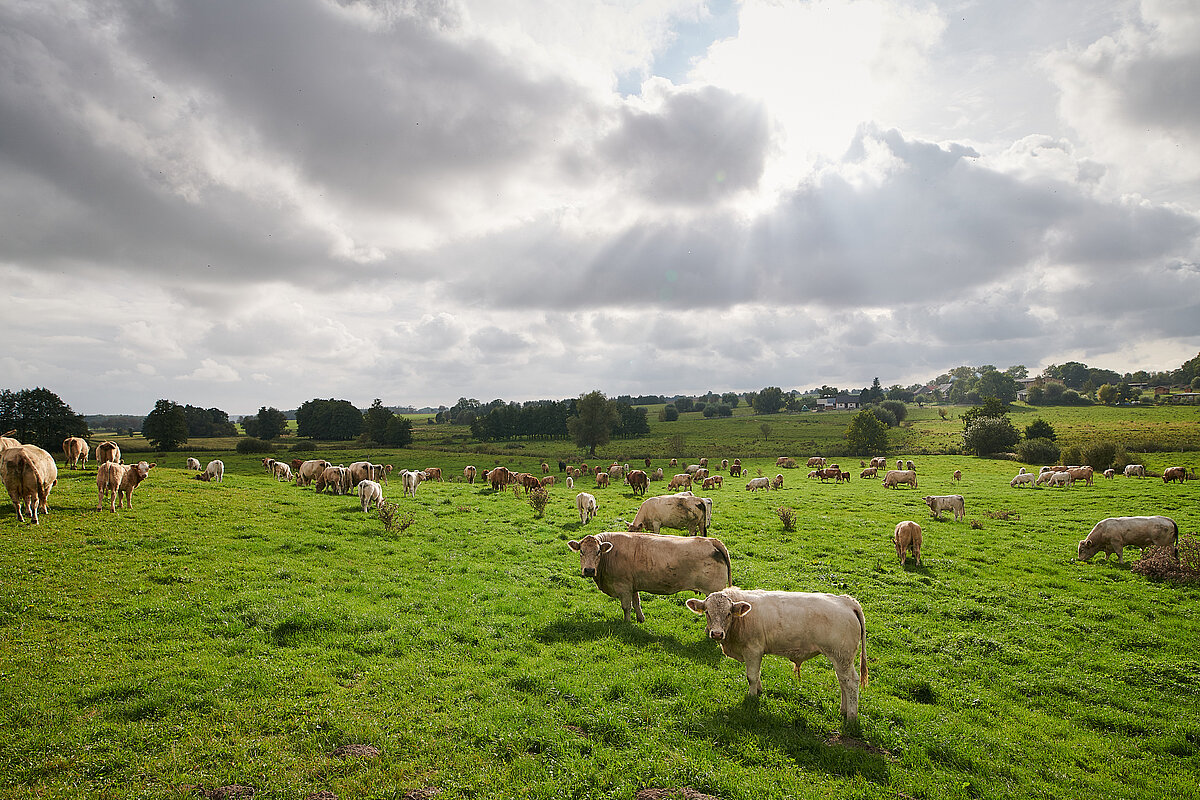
[2,444,1199,799]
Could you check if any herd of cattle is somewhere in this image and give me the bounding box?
[1,431,1191,722]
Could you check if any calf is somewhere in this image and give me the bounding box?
[923,495,965,522]
[686,588,868,721]
[576,491,598,525]
[272,461,293,482]
[1163,466,1187,484]
[402,469,425,498]
[626,469,649,496]
[1010,472,1035,488]
[186,457,201,471]
[358,479,384,513]
[194,460,224,483]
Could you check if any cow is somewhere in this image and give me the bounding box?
[626,469,649,496]
[881,470,917,489]
[815,467,841,482]
[186,457,201,471]
[1078,516,1178,563]
[576,492,597,525]
[541,462,550,474]
[835,470,851,483]
[489,466,510,492]
[464,465,477,484]
[609,465,625,481]
[348,461,385,489]
[893,520,922,565]
[402,469,425,498]
[1067,466,1094,486]
[923,495,965,522]
[906,460,916,472]
[294,459,329,487]
[870,457,888,469]
[685,588,867,721]
[685,464,702,475]
[591,471,608,489]
[776,457,790,467]
[628,494,710,536]
[896,459,904,471]
[95,441,121,465]
[261,457,276,473]
[952,469,962,482]
[746,477,771,491]
[1124,464,1146,478]
[720,459,729,470]
[569,532,731,624]
[702,476,724,490]
[699,458,709,468]
[807,457,825,467]
[1163,466,1187,484]
[96,462,125,513]
[651,468,664,481]
[729,465,742,477]
[63,437,89,469]
[195,460,224,483]
[669,458,678,467]
[111,461,155,511]
[540,475,556,488]
[1010,472,1036,488]
[315,466,351,495]
[272,461,293,482]
[358,479,384,513]
[1,444,58,523]
[0,430,19,451]
[1103,469,1115,479]
[668,473,692,491]
[424,467,443,482]
[859,467,877,479]
[1045,471,1073,488]
[771,474,784,489]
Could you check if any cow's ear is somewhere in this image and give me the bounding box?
[599,541,615,553]
[685,598,706,614]
[732,601,753,617]
[148,463,157,469]
[567,540,582,551]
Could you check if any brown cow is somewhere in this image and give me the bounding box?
[1,444,58,523]
[95,441,121,465]
[97,460,155,511]
[1163,466,1187,484]
[628,494,711,536]
[894,520,922,565]
[568,532,732,623]
[626,469,649,496]
[424,467,443,482]
[63,437,89,469]
[0,430,20,451]
[668,473,692,490]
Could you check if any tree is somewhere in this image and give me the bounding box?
[845,410,889,455]
[1025,385,1045,405]
[613,402,650,437]
[759,423,772,441]
[659,404,679,422]
[567,390,618,456]
[962,417,1021,456]
[295,398,364,440]
[975,368,1018,403]
[960,396,1009,430]
[0,387,90,450]
[819,385,839,398]
[248,406,288,440]
[1005,365,1029,380]
[753,386,784,414]
[880,400,908,424]
[142,399,188,451]
[382,416,413,447]
[363,399,394,443]
[1025,419,1056,441]
[674,397,695,413]
[182,405,237,437]
[721,392,740,408]
[1097,383,1119,405]
[859,377,884,405]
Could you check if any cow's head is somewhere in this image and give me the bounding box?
[133,461,155,481]
[686,591,751,641]
[1077,538,1101,562]
[567,534,613,578]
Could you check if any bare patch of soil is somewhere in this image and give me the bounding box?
[634,788,721,800]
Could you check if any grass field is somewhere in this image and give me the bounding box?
[2,439,1199,799]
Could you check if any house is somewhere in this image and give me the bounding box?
[817,393,861,410]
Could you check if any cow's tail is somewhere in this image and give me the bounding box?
[853,601,869,688]
[1171,518,1180,563]
[712,540,733,587]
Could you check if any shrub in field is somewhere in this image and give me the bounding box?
[1082,441,1118,471]
[962,417,1021,456]
[1062,445,1083,465]
[660,405,679,422]
[868,405,898,428]
[290,440,317,452]
[376,501,415,534]
[1017,437,1060,465]
[1132,535,1200,583]
[236,437,276,454]
[776,506,797,531]
[528,487,550,518]
[1025,418,1056,441]
[880,400,908,424]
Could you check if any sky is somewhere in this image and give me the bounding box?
[2,0,1198,416]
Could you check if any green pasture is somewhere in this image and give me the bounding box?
[2,445,1198,799]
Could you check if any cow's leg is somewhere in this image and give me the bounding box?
[631,591,645,624]
[744,651,765,696]
[833,658,860,720]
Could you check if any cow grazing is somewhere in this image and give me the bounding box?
[893,520,922,565]
[746,476,771,491]
[628,494,710,536]
[95,441,121,465]
[860,467,877,479]
[906,460,916,472]
[952,469,962,482]
[1104,469,1115,479]
[315,466,351,495]
[295,459,330,487]
[720,459,729,470]
[464,465,477,484]
[729,465,742,477]
[869,457,888,469]
[272,461,293,482]
[651,468,664,481]
[569,532,731,623]
[1163,466,1187,484]
[896,459,904,471]
[1124,464,1146,478]
[1078,516,1178,563]
[923,495,965,522]
[195,460,224,483]
[63,437,89,469]
[882,470,917,489]
[186,457,201,471]
[1,444,58,523]
[576,492,597,525]
[358,479,384,512]
[1010,472,1035,488]
[771,474,784,489]
[627,469,649,496]
[1067,466,1094,486]
[702,475,724,490]
[685,588,868,720]
[807,457,825,467]
[566,476,574,489]
[594,471,610,489]
[668,473,692,490]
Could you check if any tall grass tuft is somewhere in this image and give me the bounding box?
[376,500,415,534]
[1132,535,1200,583]
[776,506,797,531]
[528,487,550,518]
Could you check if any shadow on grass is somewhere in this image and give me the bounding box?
[536,615,721,664]
[692,695,892,784]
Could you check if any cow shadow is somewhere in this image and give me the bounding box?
[536,615,722,664]
[691,697,892,784]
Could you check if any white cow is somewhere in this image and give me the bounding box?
[402,469,425,498]
[1010,472,1035,488]
[195,460,224,483]
[686,588,868,721]
[923,495,965,522]
[745,477,771,491]
[186,457,201,471]
[1124,464,1146,478]
[358,479,384,513]
[576,492,597,525]
[1078,516,1178,563]
[272,461,293,482]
